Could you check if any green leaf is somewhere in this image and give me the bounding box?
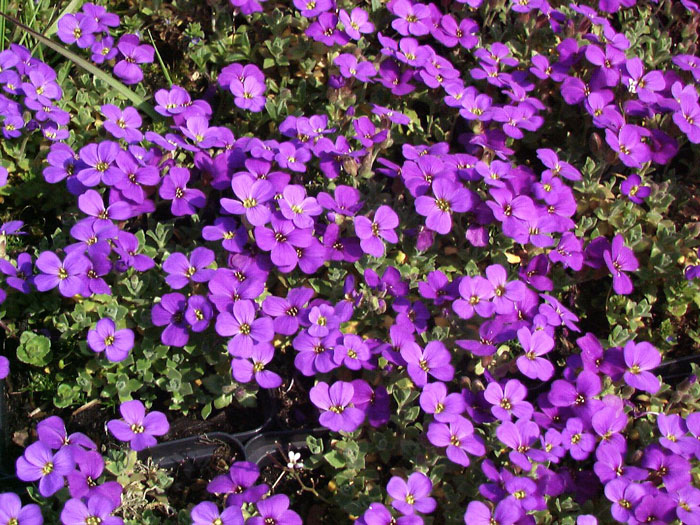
[324,449,346,469]
[16,331,51,366]
[0,11,158,119]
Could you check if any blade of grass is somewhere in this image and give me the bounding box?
[0,0,5,52]
[147,29,173,87]
[0,10,159,120]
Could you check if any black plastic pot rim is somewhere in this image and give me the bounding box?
[139,432,244,470]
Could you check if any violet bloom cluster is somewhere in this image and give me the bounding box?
[57,7,154,84]
[204,461,301,524]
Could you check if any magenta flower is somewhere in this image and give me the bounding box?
[453,276,495,319]
[16,441,75,497]
[603,234,639,295]
[561,417,596,460]
[35,251,89,297]
[387,472,436,516]
[87,318,134,362]
[354,205,399,258]
[232,343,282,388]
[309,381,365,432]
[623,340,661,393]
[107,399,169,451]
[254,216,313,269]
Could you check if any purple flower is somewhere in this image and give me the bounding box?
[57,13,98,48]
[362,502,421,525]
[0,492,43,525]
[254,216,313,269]
[221,175,274,226]
[35,251,89,297]
[339,8,374,40]
[453,276,495,319]
[101,104,143,143]
[623,340,661,393]
[605,124,651,168]
[309,381,365,432]
[16,441,75,497]
[207,461,268,507]
[496,419,545,470]
[484,379,532,421]
[151,293,189,347]
[77,189,133,229]
[516,327,554,381]
[202,217,247,253]
[0,356,9,380]
[463,500,521,525]
[190,502,243,525]
[67,449,122,506]
[279,184,322,228]
[113,231,155,273]
[87,318,134,362]
[0,252,34,293]
[620,174,651,204]
[292,331,339,376]
[415,178,474,234]
[275,142,311,173]
[159,167,206,217]
[248,494,301,525]
[561,417,596,460]
[427,416,486,467]
[390,0,431,36]
[603,234,639,295]
[386,472,436,515]
[162,248,215,289]
[333,334,371,371]
[401,340,454,387]
[215,299,274,357]
[604,479,646,522]
[232,343,282,388]
[60,495,123,525]
[355,205,399,258]
[230,74,266,112]
[114,35,154,85]
[78,141,121,187]
[263,287,313,335]
[107,399,169,451]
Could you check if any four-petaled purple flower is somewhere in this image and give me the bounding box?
[107,399,169,451]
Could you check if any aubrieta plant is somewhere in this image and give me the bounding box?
[0,0,699,523]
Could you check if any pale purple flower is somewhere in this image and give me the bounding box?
[387,472,436,515]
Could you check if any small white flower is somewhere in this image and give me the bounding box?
[287,451,304,469]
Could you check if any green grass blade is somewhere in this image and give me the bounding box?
[148,29,172,87]
[0,11,159,120]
